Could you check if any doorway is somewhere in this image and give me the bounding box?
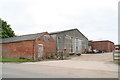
[38,44,43,60]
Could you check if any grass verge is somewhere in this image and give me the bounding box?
[0,58,38,62]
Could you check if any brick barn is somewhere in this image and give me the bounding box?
[0,32,56,60]
[91,40,114,52]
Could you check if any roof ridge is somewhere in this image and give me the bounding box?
[0,32,47,43]
[92,40,114,43]
[50,28,88,40]
[2,32,47,39]
[50,28,77,34]
[16,32,47,37]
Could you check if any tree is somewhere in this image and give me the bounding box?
[0,18,15,38]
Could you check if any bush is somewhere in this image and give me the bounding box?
[46,52,68,60]
[76,53,81,56]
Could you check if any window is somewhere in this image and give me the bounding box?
[44,35,50,41]
[58,37,61,39]
[65,35,71,50]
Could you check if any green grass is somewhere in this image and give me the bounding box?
[118,62,120,65]
[0,58,38,62]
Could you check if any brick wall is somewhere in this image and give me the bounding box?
[91,41,114,52]
[33,32,56,60]
[1,40,34,59]
[0,32,56,60]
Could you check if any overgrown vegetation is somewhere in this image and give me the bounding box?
[46,52,69,60]
[0,18,15,38]
[118,62,120,65]
[0,58,38,62]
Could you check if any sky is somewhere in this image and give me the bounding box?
[0,0,119,44]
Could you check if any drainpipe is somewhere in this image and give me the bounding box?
[33,40,35,60]
[56,35,58,52]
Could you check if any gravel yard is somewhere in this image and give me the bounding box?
[2,52,118,78]
[71,53,114,61]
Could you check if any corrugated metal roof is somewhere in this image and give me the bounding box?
[0,32,46,43]
[50,28,88,40]
[50,28,77,34]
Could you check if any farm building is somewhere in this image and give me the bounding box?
[91,40,114,52]
[50,28,88,54]
[0,32,56,60]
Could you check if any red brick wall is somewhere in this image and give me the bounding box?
[1,40,34,59]
[109,42,114,52]
[91,41,114,52]
[1,32,56,60]
[33,32,56,60]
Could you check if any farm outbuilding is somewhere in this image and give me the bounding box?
[50,28,88,55]
[91,40,114,52]
[0,32,56,60]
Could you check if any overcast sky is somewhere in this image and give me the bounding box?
[0,0,119,44]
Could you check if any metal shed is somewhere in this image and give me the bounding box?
[50,28,88,54]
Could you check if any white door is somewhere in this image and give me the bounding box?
[78,39,82,53]
[72,38,78,54]
[72,38,75,53]
[38,44,43,58]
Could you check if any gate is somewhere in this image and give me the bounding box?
[113,45,120,62]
